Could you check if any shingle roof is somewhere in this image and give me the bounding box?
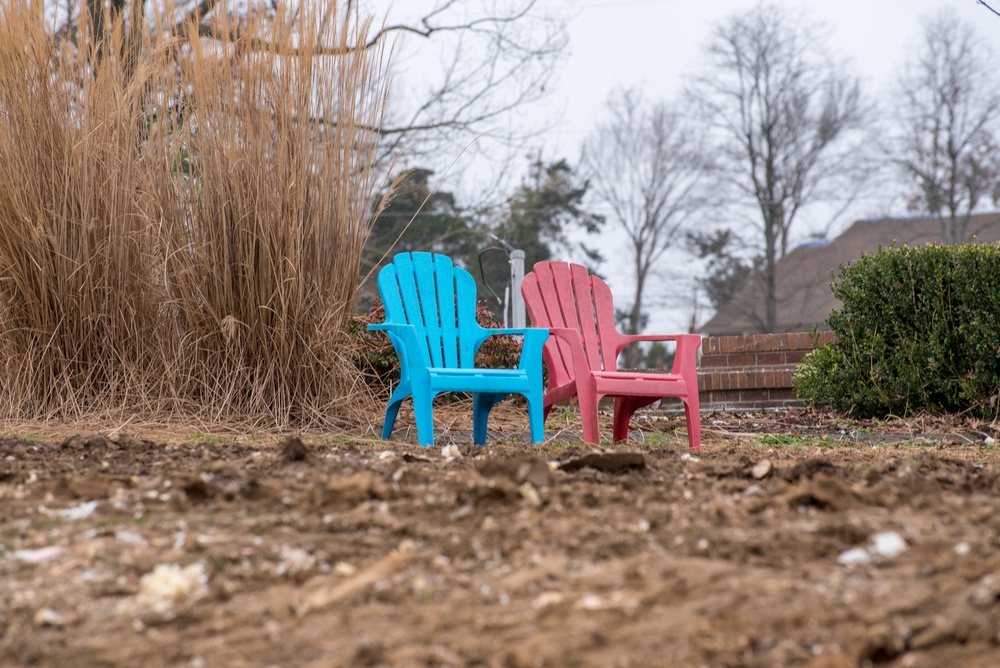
[699,212,1000,336]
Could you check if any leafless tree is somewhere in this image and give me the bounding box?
[364,1,567,169]
[51,0,567,179]
[582,89,710,363]
[889,8,1000,245]
[687,3,870,333]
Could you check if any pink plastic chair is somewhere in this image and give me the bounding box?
[521,261,701,450]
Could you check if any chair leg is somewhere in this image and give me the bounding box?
[683,396,701,452]
[612,396,661,443]
[472,392,506,445]
[412,391,436,447]
[381,385,410,439]
[612,397,632,443]
[577,390,601,444]
[527,394,546,445]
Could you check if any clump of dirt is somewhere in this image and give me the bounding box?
[3,411,1000,667]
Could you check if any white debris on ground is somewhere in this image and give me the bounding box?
[54,500,99,521]
[870,531,908,559]
[837,531,908,566]
[273,545,316,576]
[441,444,461,459]
[131,562,208,615]
[837,547,872,566]
[13,546,64,564]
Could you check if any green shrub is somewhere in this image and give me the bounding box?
[795,242,1000,419]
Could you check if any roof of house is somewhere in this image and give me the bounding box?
[699,211,1000,336]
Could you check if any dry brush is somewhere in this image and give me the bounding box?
[0,0,392,429]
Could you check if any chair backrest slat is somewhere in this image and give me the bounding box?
[434,254,460,368]
[523,263,573,384]
[568,263,608,371]
[412,253,445,366]
[522,261,620,382]
[455,267,480,367]
[378,252,479,369]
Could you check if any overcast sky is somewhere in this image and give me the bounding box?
[379,0,999,331]
[538,0,993,156]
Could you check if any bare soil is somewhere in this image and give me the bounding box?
[3,407,1000,668]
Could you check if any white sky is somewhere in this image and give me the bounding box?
[536,0,993,155]
[378,0,999,332]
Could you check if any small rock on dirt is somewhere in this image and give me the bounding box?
[477,456,552,489]
[751,459,773,479]
[59,433,113,450]
[559,452,646,474]
[280,436,309,462]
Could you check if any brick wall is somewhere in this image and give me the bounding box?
[697,331,836,412]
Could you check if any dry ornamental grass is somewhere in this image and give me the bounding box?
[0,0,393,431]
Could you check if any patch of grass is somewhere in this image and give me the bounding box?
[27,517,65,533]
[205,553,228,573]
[755,433,841,448]
[630,432,680,446]
[187,434,225,447]
[1,431,43,443]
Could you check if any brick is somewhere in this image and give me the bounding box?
[816,331,837,347]
[786,350,808,364]
[756,352,786,365]
[716,372,728,391]
[767,388,797,401]
[726,352,754,367]
[732,335,753,353]
[785,332,806,350]
[699,354,726,369]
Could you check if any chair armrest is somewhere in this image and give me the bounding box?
[614,332,701,377]
[546,327,592,374]
[616,333,700,346]
[367,322,430,368]
[367,322,417,337]
[477,327,549,370]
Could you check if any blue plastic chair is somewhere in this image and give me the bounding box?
[368,252,549,446]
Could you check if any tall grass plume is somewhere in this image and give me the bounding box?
[0,0,392,428]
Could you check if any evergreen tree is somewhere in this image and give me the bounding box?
[481,159,604,304]
[360,169,485,307]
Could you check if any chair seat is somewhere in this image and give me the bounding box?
[591,371,688,397]
[429,368,532,393]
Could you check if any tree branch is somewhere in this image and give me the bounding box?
[978,1,1000,18]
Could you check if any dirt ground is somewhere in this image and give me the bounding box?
[3,406,1000,668]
